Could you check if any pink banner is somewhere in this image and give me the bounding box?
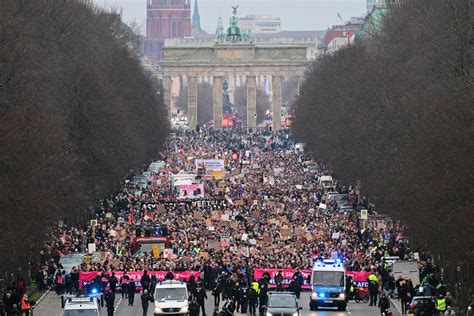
[79,271,201,290]
[253,269,312,289]
[345,271,370,289]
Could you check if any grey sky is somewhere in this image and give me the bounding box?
[93,0,367,34]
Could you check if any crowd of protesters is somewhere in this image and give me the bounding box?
[1,127,457,315]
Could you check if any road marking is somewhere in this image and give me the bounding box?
[114,297,123,312]
[390,298,403,315]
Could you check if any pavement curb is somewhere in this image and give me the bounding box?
[33,290,51,308]
[390,297,403,315]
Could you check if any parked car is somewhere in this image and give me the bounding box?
[266,292,301,316]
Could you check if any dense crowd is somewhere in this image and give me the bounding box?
[1,127,457,315]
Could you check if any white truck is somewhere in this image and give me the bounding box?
[319,176,335,190]
[392,260,420,286]
[62,296,100,316]
[309,259,347,311]
[154,280,189,316]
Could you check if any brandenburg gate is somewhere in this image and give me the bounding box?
[160,7,308,131]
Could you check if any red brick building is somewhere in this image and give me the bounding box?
[145,0,192,64]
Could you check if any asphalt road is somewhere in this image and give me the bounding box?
[104,291,400,316]
[33,290,400,316]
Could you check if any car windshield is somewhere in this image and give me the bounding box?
[60,257,83,265]
[64,310,99,316]
[334,195,349,202]
[268,296,297,308]
[155,288,187,301]
[312,271,344,287]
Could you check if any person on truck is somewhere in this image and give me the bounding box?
[275,271,284,292]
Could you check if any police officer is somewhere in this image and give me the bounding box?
[128,280,136,306]
[248,286,258,316]
[436,294,447,315]
[141,289,153,316]
[104,289,116,316]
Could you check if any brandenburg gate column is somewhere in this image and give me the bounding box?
[213,76,223,129]
[163,76,172,116]
[247,75,257,130]
[272,75,283,131]
[297,73,305,96]
[187,76,198,130]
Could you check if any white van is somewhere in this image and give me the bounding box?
[63,296,100,316]
[319,176,335,190]
[154,280,189,316]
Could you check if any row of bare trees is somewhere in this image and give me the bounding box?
[293,0,473,304]
[0,1,169,272]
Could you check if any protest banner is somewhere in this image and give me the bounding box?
[79,271,201,290]
[253,269,312,289]
[345,271,371,289]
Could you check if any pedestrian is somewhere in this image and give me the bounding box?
[128,281,136,306]
[291,270,303,299]
[196,285,207,315]
[258,285,268,316]
[368,277,379,307]
[140,270,151,291]
[120,273,130,299]
[435,294,447,315]
[248,287,258,316]
[109,272,118,293]
[189,297,200,316]
[141,289,153,316]
[104,290,115,316]
[55,271,64,295]
[212,280,221,307]
[399,282,410,314]
[378,293,390,315]
[274,271,284,292]
[240,287,248,314]
[444,305,456,315]
[20,293,31,316]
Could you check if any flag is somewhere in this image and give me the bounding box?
[337,12,342,22]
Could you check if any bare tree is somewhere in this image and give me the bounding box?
[0,0,169,272]
[293,0,473,306]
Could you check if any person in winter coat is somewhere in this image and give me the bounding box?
[212,280,221,307]
[258,285,268,316]
[128,281,136,306]
[104,290,115,316]
[378,293,390,315]
[287,278,299,296]
[141,289,154,316]
[248,287,258,316]
[196,286,208,315]
[274,271,284,292]
[368,279,379,307]
[189,297,200,316]
[239,288,248,313]
[140,271,151,291]
[109,272,118,293]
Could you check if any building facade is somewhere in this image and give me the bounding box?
[367,0,387,13]
[144,0,192,64]
[239,15,282,33]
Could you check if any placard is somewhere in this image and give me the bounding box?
[88,243,96,254]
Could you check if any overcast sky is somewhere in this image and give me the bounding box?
[93,0,367,34]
